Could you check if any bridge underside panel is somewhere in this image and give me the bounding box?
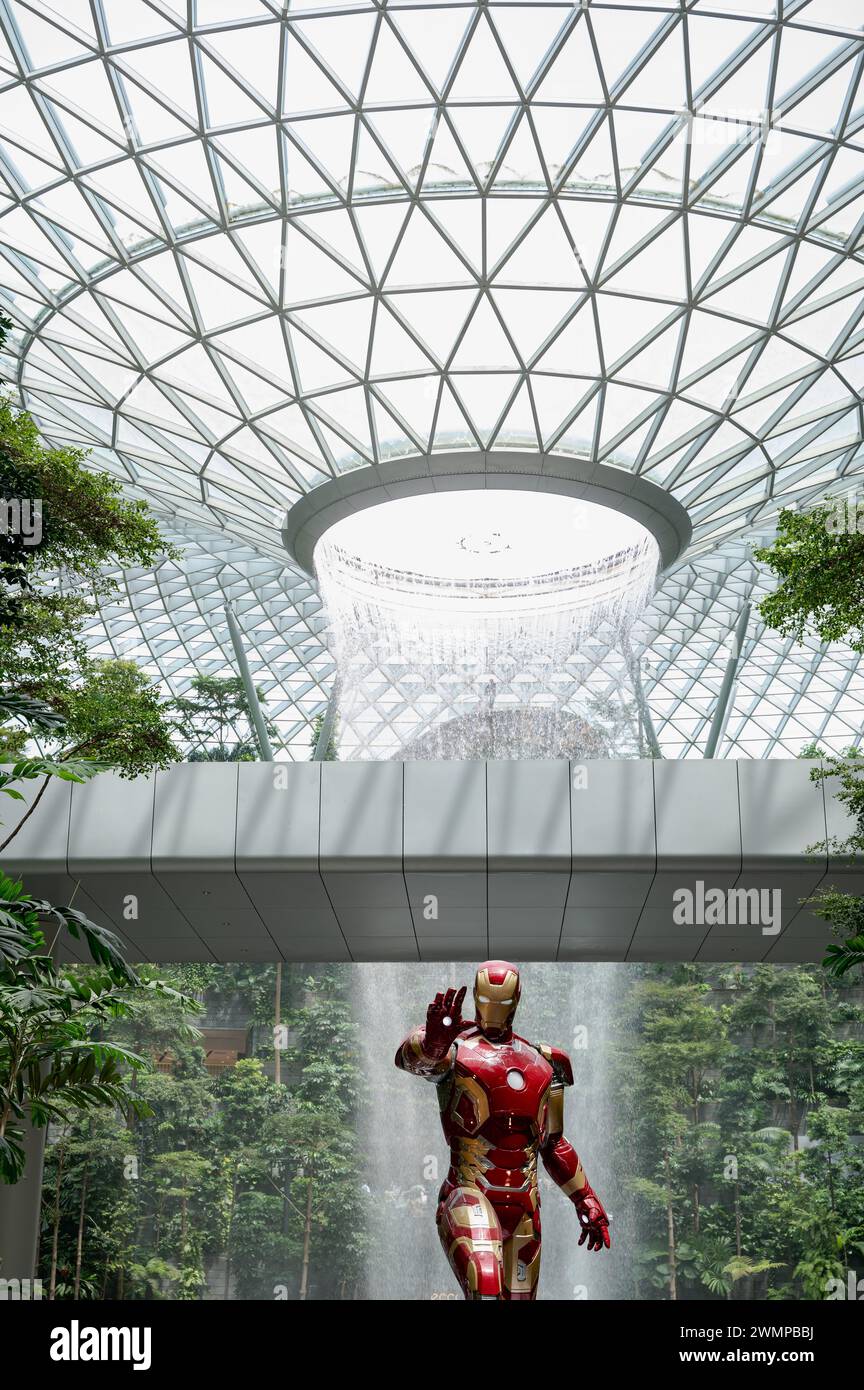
[3,760,855,964]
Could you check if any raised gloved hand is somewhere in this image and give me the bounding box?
[423,985,467,1059]
[574,1183,611,1252]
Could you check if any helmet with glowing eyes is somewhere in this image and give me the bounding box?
[473,960,521,1037]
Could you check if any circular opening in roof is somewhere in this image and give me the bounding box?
[314,488,659,629]
[283,455,692,576]
[313,488,661,758]
[317,489,655,588]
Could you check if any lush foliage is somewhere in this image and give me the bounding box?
[0,869,197,1185]
[0,321,179,766]
[0,666,177,822]
[754,502,864,652]
[0,955,150,1184]
[37,964,367,1300]
[170,674,273,762]
[33,959,864,1302]
[613,963,864,1301]
[792,751,864,979]
[0,348,187,1194]
[756,509,864,980]
[34,658,178,778]
[0,333,178,773]
[804,894,864,979]
[0,393,175,694]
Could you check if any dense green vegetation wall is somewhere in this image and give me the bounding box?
[611,965,864,1300]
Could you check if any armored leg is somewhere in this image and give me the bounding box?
[437,1186,504,1300]
[501,1210,542,1301]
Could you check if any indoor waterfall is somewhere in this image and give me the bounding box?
[314,491,659,761]
[353,961,635,1301]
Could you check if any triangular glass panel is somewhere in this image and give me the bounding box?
[386,206,472,288]
[495,205,586,287]
[385,287,477,363]
[389,7,470,95]
[447,15,521,103]
[200,23,280,109]
[363,21,431,105]
[533,303,601,376]
[370,302,434,375]
[291,13,376,102]
[532,18,604,105]
[450,294,519,370]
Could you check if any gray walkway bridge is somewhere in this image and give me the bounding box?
[5,758,860,965]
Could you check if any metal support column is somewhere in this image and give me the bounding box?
[312,676,340,761]
[704,602,751,759]
[623,639,662,759]
[224,602,273,762]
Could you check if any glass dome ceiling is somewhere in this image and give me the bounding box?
[1,0,863,758]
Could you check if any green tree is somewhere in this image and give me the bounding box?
[0,330,191,1190]
[613,963,864,1301]
[615,975,731,1296]
[755,507,864,979]
[0,663,178,855]
[0,868,196,1188]
[0,947,149,1183]
[125,1257,181,1301]
[753,501,864,652]
[800,753,864,979]
[0,311,178,820]
[149,1151,212,1298]
[170,674,273,761]
[36,659,178,778]
[260,1106,353,1300]
[0,387,175,693]
[212,1057,287,1298]
[309,711,338,761]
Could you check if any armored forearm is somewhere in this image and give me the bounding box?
[542,1134,610,1251]
[542,1134,589,1200]
[394,1025,454,1081]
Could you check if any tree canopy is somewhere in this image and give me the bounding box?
[754,502,864,653]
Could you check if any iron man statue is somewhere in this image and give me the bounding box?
[395,960,610,1300]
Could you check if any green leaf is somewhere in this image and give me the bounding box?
[10,756,113,784]
[0,691,67,735]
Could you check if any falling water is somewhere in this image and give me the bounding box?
[524,962,631,1301]
[354,962,452,1300]
[353,960,636,1301]
[315,492,658,761]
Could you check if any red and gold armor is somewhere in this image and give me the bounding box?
[395,960,611,1300]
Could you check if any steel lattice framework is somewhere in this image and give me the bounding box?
[1,0,863,757]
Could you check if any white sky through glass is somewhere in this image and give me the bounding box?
[319,490,654,581]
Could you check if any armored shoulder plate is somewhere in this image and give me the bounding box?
[536,1042,574,1087]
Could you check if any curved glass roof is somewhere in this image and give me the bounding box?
[1,0,863,757]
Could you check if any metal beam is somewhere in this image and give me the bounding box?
[224,602,274,762]
[312,676,340,761]
[704,603,751,759]
[623,638,662,759]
